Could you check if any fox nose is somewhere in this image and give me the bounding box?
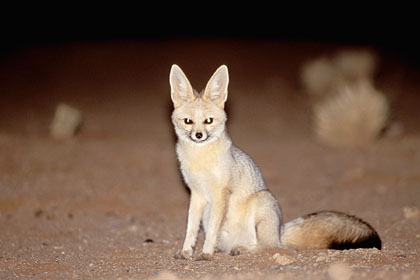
[195,132,203,139]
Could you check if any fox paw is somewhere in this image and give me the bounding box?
[194,252,213,261]
[230,246,249,256]
[174,249,193,260]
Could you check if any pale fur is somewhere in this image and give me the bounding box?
[170,65,381,260]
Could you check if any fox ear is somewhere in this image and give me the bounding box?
[170,64,195,107]
[203,65,229,108]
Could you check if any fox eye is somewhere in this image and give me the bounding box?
[184,118,193,125]
[204,118,213,124]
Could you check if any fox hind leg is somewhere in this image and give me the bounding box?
[229,191,282,256]
[253,190,282,250]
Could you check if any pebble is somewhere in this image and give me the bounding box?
[50,103,82,139]
[329,250,340,257]
[269,264,303,270]
[315,255,327,262]
[327,262,352,280]
[272,253,295,265]
[128,225,138,232]
[403,206,420,219]
[152,271,180,280]
[369,248,381,255]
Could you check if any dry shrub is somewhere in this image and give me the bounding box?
[301,49,389,147]
[313,82,388,147]
[301,49,378,99]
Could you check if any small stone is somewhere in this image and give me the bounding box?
[315,255,326,262]
[128,225,138,232]
[403,206,420,219]
[329,250,340,257]
[369,248,381,255]
[34,209,43,217]
[327,262,352,280]
[273,253,295,265]
[50,103,82,139]
[152,271,180,280]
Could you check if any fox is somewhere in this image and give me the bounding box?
[169,64,381,261]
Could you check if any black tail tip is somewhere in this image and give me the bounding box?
[330,232,382,250]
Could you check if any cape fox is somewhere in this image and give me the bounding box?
[169,64,381,261]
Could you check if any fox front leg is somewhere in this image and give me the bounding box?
[175,191,205,260]
[195,188,229,261]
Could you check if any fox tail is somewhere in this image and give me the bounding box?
[281,210,381,250]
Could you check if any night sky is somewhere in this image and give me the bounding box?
[1,6,419,66]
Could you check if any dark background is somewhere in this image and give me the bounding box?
[1,6,419,66]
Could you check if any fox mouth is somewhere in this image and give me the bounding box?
[190,136,208,143]
[188,132,211,144]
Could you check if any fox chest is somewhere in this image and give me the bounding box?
[177,145,230,192]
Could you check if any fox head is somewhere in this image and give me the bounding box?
[170,65,229,144]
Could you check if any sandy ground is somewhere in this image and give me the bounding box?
[0,39,419,279]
